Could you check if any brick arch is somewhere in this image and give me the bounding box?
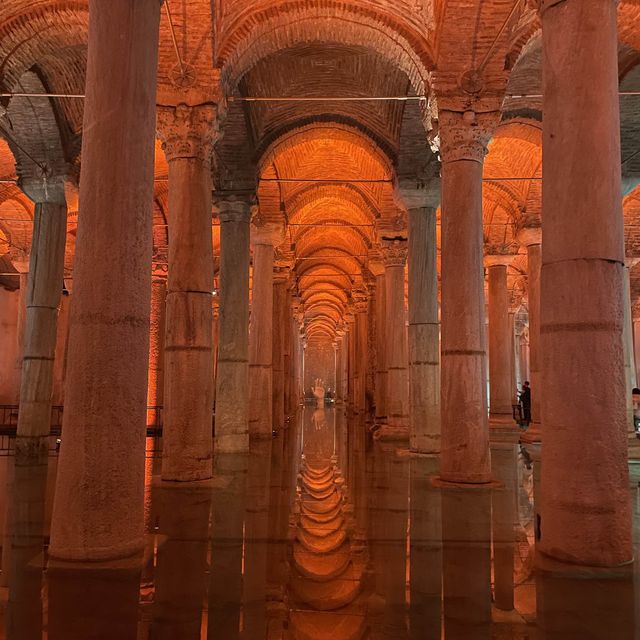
[218,2,434,97]
[0,2,88,90]
[259,122,393,178]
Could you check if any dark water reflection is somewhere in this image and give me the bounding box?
[0,408,637,639]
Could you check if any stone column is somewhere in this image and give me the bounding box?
[52,292,71,406]
[509,311,518,394]
[519,330,530,382]
[485,255,515,424]
[212,297,219,406]
[333,338,342,404]
[368,255,387,422]
[634,318,640,388]
[271,266,288,434]
[345,312,356,408]
[157,103,219,482]
[353,291,368,415]
[377,239,409,440]
[539,0,632,565]
[215,195,252,454]
[408,205,440,453]
[623,260,639,454]
[147,270,166,427]
[517,224,542,442]
[9,252,30,402]
[438,109,496,483]
[14,183,67,454]
[49,0,161,562]
[249,220,283,438]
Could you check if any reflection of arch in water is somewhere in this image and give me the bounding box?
[287,457,370,640]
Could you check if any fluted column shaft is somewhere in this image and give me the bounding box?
[439,110,495,483]
[49,0,161,562]
[215,197,252,453]
[408,206,440,452]
[539,0,631,565]
[158,103,218,482]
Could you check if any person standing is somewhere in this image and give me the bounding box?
[519,381,532,425]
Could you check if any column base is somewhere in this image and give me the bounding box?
[520,421,542,444]
[410,434,441,455]
[373,424,409,441]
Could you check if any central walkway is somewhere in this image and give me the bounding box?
[0,408,638,639]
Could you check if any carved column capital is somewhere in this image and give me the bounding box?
[380,238,408,268]
[214,193,254,224]
[438,109,499,164]
[157,103,219,165]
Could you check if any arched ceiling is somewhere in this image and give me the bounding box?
[0,0,640,334]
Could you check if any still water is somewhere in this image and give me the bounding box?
[0,407,638,639]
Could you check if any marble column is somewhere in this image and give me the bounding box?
[486,256,515,424]
[15,184,67,454]
[376,239,409,440]
[634,318,640,388]
[369,256,387,422]
[623,260,639,454]
[334,337,342,404]
[212,298,219,406]
[517,225,542,442]
[509,311,518,393]
[519,330,530,382]
[147,273,166,427]
[271,267,288,434]
[353,292,368,415]
[438,110,496,483]
[249,221,283,438]
[215,195,252,453]
[345,312,356,408]
[51,292,71,406]
[408,205,440,453]
[9,253,29,402]
[157,103,218,482]
[539,0,632,565]
[48,0,161,562]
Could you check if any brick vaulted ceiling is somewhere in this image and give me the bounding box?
[1,0,640,340]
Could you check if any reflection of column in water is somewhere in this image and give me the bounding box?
[371,446,409,639]
[537,563,635,640]
[6,448,48,640]
[151,483,212,640]
[491,444,518,611]
[441,486,492,640]
[242,439,272,638]
[208,453,249,640]
[409,457,441,640]
[48,568,140,640]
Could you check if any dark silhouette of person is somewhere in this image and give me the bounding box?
[519,381,532,424]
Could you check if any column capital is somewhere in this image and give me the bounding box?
[157,103,220,165]
[19,173,68,205]
[380,238,408,268]
[484,252,516,268]
[352,288,369,313]
[516,221,542,248]
[214,192,255,224]
[251,213,286,246]
[397,178,441,210]
[438,109,499,164]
